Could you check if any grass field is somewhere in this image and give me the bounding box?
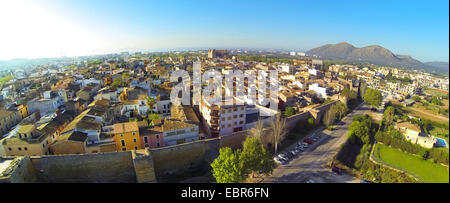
[405,104,449,123]
[373,143,449,183]
[424,87,449,98]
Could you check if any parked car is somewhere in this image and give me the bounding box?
[290,149,298,156]
[332,165,343,175]
[302,143,309,148]
[273,157,283,164]
[305,179,315,183]
[303,139,313,145]
[273,157,288,165]
[287,151,296,158]
[278,154,288,160]
[360,179,373,183]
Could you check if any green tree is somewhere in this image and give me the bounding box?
[411,95,421,102]
[111,77,122,88]
[147,113,160,126]
[211,147,246,183]
[348,115,374,145]
[121,72,131,86]
[146,96,156,113]
[383,106,395,127]
[363,88,382,108]
[239,137,276,177]
[342,87,357,101]
[284,107,295,117]
[307,117,315,127]
[431,96,443,106]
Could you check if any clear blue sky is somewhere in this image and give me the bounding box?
[1,0,448,62]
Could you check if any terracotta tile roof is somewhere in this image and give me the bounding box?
[114,122,139,134]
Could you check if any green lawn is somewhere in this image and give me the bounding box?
[373,143,449,183]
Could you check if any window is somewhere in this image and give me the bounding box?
[132,132,136,136]
[156,135,159,139]
[234,108,237,111]
[134,146,138,150]
[24,147,28,151]
[121,140,126,146]
[133,138,137,143]
[120,134,124,137]
[228,117,231,120]
[233,115,237,119]
[240,114,244,118]
[241,107,244,110]
[8,147,11,151]
[145,144,149,148]
[240,121,244,125]
[144,137,148,143]
[221,118,225,121]
[18,147,22,151]
[43,144,45,148]
[228,124,231,128]
[157,143,160,147]
[222,125,225,128]
[228,109,231,113]
[122,148,126,151]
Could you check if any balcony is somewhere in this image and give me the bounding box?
[210,119,219,125]
[210,110,220,117]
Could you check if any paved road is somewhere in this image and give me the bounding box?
[263,103,370,183]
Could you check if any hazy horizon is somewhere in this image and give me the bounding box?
[0,0,448,62]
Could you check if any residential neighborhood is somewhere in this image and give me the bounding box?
[0,0,448,192]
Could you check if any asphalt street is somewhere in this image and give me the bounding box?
[263,103,370,183]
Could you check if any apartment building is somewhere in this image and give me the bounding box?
[200,97,246,137]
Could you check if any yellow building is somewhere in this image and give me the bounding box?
[0,108,23,136]
[17,104,28,118]
[0,121,52,156]
[113,122,141,151]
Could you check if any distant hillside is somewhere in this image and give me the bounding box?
[307,42,447,74]
[424,62,449,74]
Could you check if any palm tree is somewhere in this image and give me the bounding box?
[270,113,287,154]
[146,96,156,114]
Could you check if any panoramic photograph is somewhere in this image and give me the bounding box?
[0,0,448,194]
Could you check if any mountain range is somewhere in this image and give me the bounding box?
[306,42,448,74]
